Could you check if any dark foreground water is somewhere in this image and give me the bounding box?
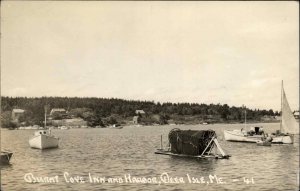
[1,123,299,191]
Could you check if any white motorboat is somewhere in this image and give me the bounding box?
[29,130,59,149]
[224,105,265,143]
[29,105,59,149]
[224,129,264,143]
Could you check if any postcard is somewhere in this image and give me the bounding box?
[1,1,299,191]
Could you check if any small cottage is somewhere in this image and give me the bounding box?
[12,109,25,122]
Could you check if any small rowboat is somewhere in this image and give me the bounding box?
[1,151,13,164]
[109,124,123,129]
[256,140,271,146]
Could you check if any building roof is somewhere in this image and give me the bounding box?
[135,110,145,114]
[12,109,25,113]
[50,108,66,115]
[51,108,66,112]
[294,111,299,116]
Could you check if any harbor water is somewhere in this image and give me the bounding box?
[1,123,299,191]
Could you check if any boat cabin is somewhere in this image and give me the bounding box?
[34,130,50,136]
[247,126,264,136]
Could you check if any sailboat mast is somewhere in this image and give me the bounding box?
[280,80,283,133]
[245,108,247,129]
[44,104,49,129]
[44,106,47,128]
[242,104,246,129]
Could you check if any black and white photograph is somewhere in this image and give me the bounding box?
[1,1,299,191]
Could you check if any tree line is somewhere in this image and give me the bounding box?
[1,96,278,128]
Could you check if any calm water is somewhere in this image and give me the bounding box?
[1,123,299,191]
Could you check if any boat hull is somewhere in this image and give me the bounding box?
[224,130,263,143]
[271,135,293,144]
[29,134,59,149]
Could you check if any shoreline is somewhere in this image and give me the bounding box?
[1,120,281,130]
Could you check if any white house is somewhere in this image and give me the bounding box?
[135,110,145,115]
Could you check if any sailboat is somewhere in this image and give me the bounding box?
[271,81,299,144]
[29,106,59,149]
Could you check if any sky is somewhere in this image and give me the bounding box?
[1,1,299,111]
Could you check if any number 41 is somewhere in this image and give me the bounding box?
[243,177,254,184]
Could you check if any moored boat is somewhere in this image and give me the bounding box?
[29,105,59,149]
[271,81,299,144]
[29,130,59,149]
[109,124,123,129]
[256,140,272,146]
[224,105,266,143]
[271,132,293,144]
[224,128,264,143]
[155,128,231,159]
[1,151,13,164]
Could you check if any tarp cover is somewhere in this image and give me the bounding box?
[168,129,216,155]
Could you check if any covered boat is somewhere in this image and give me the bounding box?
[155,128,230,159]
